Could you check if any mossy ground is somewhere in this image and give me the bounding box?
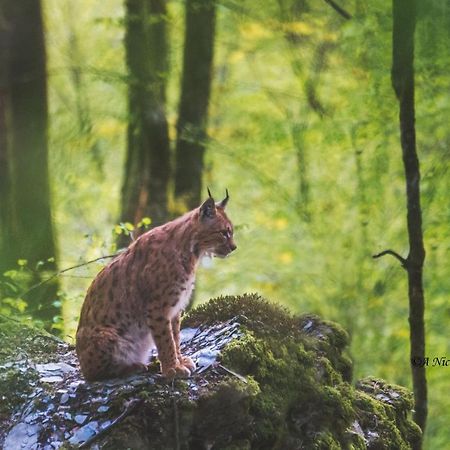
[0,315,60,420]
[185,294,421,449]
[0,295,421,449]
[0,314,65,445]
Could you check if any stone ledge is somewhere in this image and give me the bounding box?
[0,294,421,449]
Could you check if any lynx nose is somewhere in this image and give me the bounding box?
[229,243,237,252]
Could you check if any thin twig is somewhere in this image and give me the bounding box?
[20,253,119,297]
[372,249,408,268]
[78,398,143,449]
[218,364,248,383]
[323,0,352,20]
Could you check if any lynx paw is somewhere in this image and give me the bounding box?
[180,356,196,371]
[162,363,191,379]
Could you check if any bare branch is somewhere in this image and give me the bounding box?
[372,249,407,268]
[20,253,119,298]
[218,364,248,383]
[323,0,352,20]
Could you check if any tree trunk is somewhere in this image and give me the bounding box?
[65,2,102,172]
[174,0,217,211]
[391,0,427,434]
[292,122,311,220]
[0,0,59,330]
[120,0,171,237]
[0,28,12,268]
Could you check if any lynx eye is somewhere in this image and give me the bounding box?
[220,229,231,238]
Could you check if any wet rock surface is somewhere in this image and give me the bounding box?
[0,294,421,449]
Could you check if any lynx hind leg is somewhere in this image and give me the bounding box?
[77,326,148,381]
[149,317,190,378]
[171,314,196,372]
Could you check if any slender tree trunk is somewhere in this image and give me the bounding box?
[0,0,60,329]
[65,2,102,172]
[292,122,310,221]
[278,1,333,222]
[0,85,12,268]
[391,0,427,435]
[120,0,171,237]
[174,0,217,211]
[0,19,11,261]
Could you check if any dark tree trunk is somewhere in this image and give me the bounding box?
[174,0,217,211]
[0,22,12,264]
[0,86,13,270]
[0,0,60,330]
[391,0,427,434]
[120,0,171,238]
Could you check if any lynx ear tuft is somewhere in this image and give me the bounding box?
[218,189,229,209]
[200,197,216,219]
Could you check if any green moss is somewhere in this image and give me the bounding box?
[311,432,342,449]
[220,326,355,448]
[0,314,60,365]
[184,293,298,337]
[355,377,422,450]
[193,377,259,449]
[187,295,420,449]
[297,314,353,382]
[0,314,60,419]
[0,295,421,449]
[187,294,353,383]
[0,367,39,420]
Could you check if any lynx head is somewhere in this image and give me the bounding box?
[196,189,237,258]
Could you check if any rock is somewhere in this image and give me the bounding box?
[0,294,421,449]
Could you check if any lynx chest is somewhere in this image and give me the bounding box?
[170,272,195,319]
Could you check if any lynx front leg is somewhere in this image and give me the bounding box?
[150,316,190,378]
[172,313,196,372]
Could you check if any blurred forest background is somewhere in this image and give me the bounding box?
[0,0,449,448]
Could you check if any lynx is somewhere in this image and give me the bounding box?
[76,191,236,381]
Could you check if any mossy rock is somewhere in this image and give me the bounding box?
[0,294,421,449]
[0,314,62,433]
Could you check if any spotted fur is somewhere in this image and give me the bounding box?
[76,194,236,381]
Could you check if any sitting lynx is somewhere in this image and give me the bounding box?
[76,191,236,381]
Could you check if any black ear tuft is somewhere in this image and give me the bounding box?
[200,197,216,219]
[218,188,229,209]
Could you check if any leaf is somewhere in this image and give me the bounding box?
[2,297,27,313]
[17,259,28,267]
[3,270,19,278]
[16,298,28,313]
[137,217,152,229]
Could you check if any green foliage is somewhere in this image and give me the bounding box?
[0,259,62,332]
[113,221,134,236]
[5,0,442,447]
